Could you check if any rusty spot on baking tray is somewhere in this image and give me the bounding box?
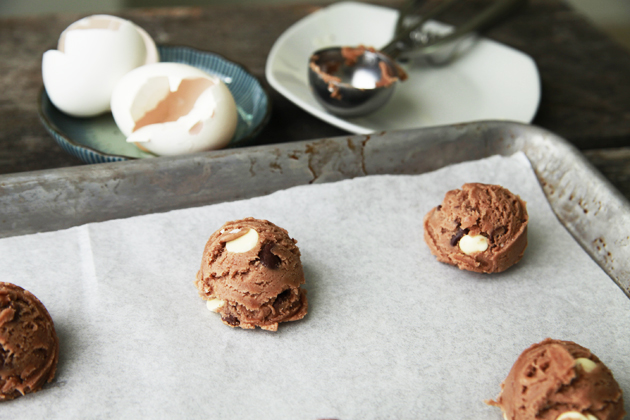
[249,157,257,177]
[593,237,607,252]
[305,144,317,183]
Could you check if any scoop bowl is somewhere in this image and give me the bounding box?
[308,47,401,118]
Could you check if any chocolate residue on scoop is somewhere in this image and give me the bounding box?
[310,45,408,101]
[309,59,343,100]
[0,282,59,401]
[341,45,377,66]
[487,338,625,420]
[195,218,307,331]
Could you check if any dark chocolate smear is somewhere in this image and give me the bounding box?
[450,227,470,247]
[222,315,240,326]
[259,242,281,269]
[273,289,293,310]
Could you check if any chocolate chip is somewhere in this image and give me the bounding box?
[33,348,47,361]
[450,227,469,247]
[222,315,240,326]
[10,304,19,321]
[436,205,442,211]
[259,242,281,269]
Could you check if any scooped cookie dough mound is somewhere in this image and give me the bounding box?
[488,338,625,420]
[195,218,307,331]
[423,183,528,273]
[0,282,59,401]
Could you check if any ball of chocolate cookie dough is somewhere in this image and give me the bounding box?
[195,218,308,331]
[0,282,59,401]
[423,183,528,273]
[488,338,625,420]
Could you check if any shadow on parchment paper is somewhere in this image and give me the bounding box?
[40,320,73,395]
[301,262,320,323]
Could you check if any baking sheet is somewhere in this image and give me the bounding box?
[3,121,629,298]
[2,153,629,419]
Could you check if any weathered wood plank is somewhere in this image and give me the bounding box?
[0,0,629,196]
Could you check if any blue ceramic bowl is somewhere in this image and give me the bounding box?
[39,45,271,163]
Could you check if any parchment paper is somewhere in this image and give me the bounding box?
[2,153,629,419]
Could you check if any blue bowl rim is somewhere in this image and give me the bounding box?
[38,44,272,162]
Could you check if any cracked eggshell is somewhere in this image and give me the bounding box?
[110,62,238,156]
[42,14,159,117]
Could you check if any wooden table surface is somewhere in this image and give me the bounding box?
[1,0,629,197]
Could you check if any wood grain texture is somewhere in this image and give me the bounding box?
[0,0,628,199]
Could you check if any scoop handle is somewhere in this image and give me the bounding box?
[382,0,528,59]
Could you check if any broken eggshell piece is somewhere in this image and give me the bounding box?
[42,14,159,117]
[110,62,238,156]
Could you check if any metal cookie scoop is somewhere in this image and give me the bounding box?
[308,46,404,118]
[308,0,527,118]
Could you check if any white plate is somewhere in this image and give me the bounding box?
[265,1,541,134]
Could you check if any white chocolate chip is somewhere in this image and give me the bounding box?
[206,298,225,312]
[225,228,259,253]
[556,412,598,420]
[458,234,489,255]
[575,357,597,373]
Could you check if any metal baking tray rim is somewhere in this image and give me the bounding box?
[1,120,628,297]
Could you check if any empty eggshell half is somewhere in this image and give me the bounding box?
[110,62,238,156]
[42,14,159,117]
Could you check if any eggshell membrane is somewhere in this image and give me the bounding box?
[42,15,159,117]
[110,62,238,156]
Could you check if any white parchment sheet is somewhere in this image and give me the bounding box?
[1,153,629,419]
